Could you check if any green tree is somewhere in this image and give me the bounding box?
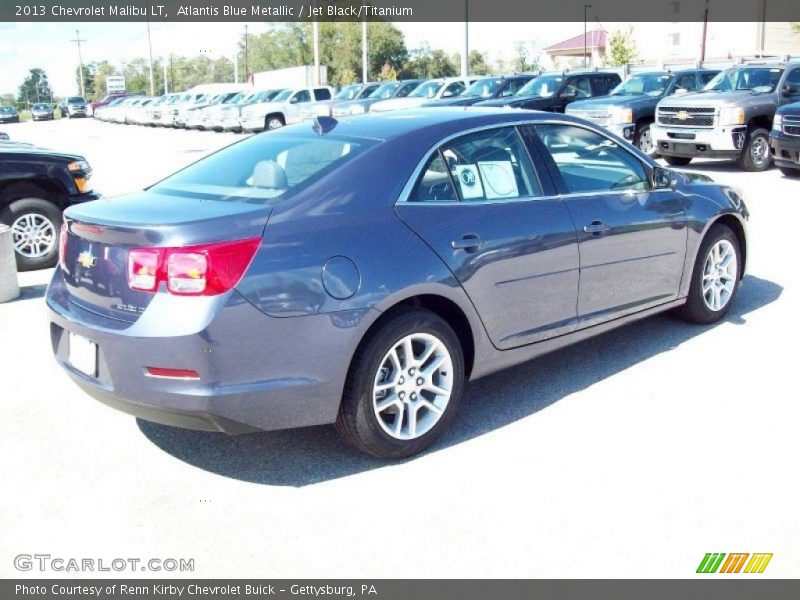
[605,26,638,67]
[75,64,94,99]
[87,61,118,101]
[511,41,540,73]
[378,62,398,81]
[468,50,492,75]
[401,43,458,79]
[17,68,51,106]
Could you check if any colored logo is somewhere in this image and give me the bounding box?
[676,111,691,121]
[697,553,773,574]
[77,251,97,268]
[460,169,477,187]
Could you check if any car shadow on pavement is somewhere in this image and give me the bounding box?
[7,283,47,302]
[138,275,782,487]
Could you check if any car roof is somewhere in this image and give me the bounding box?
[289,107,583,142]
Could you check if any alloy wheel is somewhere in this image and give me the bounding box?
[11,213,56,258]
[372,333,453,440]
[702,239,737,312]
[638,127,654,154]
[750,135,769,167]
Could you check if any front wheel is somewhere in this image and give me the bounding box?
[0,195,62,271]
[737,127,772,172]
[266,115,284,130]
[673,223,741,324]
[634,123,658,157]
[336,309,465,458]
[664,156,692,166]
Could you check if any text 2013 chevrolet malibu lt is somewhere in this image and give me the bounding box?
[47,109,749,458]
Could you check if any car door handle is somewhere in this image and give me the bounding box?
[451,234,485,251]
[583,221,610,235]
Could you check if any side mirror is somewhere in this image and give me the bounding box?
[289,96,299,104]
[783,84,800,96]
[653,166,673,189]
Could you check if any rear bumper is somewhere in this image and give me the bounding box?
[46,268,378,434]
[651,124,746,158]
[770,130,800,169]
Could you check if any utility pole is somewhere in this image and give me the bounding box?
[361,20,368,83]
[70,29,86,97]
[700,0,710,61]
[146,21,155,96]
[462,0,469,77]
[312,17,320,85]
[244,24,249,82]
[584,5,592,68]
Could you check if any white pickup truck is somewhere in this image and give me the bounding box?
[239,87,335,132]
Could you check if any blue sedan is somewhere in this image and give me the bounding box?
[47,108,749,458]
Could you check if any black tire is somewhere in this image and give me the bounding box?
[634,123,658,157]
[737,127,772,172]
[673,223,742,325]
[265,115,285,130]
[664,156,692,166]
[0,189,63,271]
[779,166,800,177]
[336,308,466,459]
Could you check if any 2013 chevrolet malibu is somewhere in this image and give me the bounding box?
[47,109,749,458]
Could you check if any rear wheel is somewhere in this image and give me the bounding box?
[779,166,800,177]
[336,309,465,458]
[266,115,284,130]
[673,223,741,324]
[737,127,771,172]
[634,123,658,157]
[0,192,62,271]
[664,156,692,166]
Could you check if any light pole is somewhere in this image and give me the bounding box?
[244,24,249,82]
[584,4,592,69]
[462,0,469,77]
[146,21,155,96]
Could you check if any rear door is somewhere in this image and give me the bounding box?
[395,125,580,349]
[530,122,687,327]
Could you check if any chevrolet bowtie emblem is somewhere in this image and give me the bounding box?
[77,251,97,268]
[676,111,691,120]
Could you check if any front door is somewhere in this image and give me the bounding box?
[395,125,580,349]
[530,123,688,327]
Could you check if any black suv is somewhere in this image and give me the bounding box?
[1,142,98,270]
[770,100,800,176]
[566,69,719,156]
[474,71,621,112]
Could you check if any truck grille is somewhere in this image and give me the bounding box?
[657,106,715,128]
[783,115,800,137]
[569,110,611,126]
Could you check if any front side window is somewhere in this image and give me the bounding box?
[563,77,592,99]
[410,127,542,203]
[150,132,376,203]
[673,73,698,93]
[535,124,649,194]
[443,81,466,97]
[293,90,311,103]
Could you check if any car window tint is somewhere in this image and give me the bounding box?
[675,74,698,92]
[441,127,542,202]
[294,90,311,103]
[314,88,331,101]
[410,153,458,202]
[397,84,416,98]
[444,82,466,96]
[535,124,649,194]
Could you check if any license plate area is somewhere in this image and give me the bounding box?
[68,333,97,377]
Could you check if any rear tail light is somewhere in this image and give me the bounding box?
[58,224,68,269]
[126,237,260,296]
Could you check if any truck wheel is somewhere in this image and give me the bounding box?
[737,128,771,172]
[266,115,284,130]
[664,156,692,166]
[778,166,800,177]
[0,193,63,271]
[634,123,658,157]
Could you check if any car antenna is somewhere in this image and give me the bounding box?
[313,116,338,135]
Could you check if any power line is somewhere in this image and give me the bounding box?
[70,29,87,97]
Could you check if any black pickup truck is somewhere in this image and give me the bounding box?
[565,69,719,156]
[770,100,800,176]
[1,141,98,270]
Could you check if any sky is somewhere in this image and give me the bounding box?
[0,21,584,96]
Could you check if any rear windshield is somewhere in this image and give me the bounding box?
[150,131,377,203]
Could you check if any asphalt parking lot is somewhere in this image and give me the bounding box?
[1,117,798,578]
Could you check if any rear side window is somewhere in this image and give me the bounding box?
[151,133,376,203]
[535,124,649,193]
[410,127,542,203]
[314,88,331,101]
[674,73,699,92]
